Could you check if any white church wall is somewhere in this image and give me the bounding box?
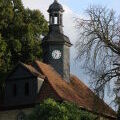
[0,108,33,120]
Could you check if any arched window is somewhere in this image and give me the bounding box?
[54,17,58,24]
[25,82,29,96]
[17,112,25,120]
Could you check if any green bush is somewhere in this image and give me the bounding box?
[26,99,96,120]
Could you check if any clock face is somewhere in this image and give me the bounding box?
[52,50,61,60]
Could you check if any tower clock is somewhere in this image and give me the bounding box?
[42,0,72,82]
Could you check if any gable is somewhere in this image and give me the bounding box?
[7,64,34,80]
[37,78,62,102]
[34,61,116,119]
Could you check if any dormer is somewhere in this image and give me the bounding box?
[4,63,44,107]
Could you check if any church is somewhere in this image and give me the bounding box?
[0,0,117,120]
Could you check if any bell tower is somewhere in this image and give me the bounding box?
[42,0,72,82]
[48,0,64,33]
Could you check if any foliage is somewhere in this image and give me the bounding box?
[26,99,96,120]
[75,6,120,99]
[0,0,48,73]
[0,34,7,69]
[0,0,48,99]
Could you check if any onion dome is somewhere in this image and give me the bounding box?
[48,0,64,13]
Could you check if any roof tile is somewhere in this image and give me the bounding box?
[34,60,116,118]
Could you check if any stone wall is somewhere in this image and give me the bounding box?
[0,108,33,120]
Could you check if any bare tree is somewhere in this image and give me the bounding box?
[75,6,120,100]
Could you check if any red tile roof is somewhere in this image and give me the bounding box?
[1,60,116,119]
[23,63,45,79]
[70,75,116,118]
[34,60,116,119]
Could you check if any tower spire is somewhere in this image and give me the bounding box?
[42,0,72,83]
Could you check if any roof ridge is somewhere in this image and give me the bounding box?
[35,61,85,104]
[6,62,30,79]
[35,60,63,94]
[34,60,116,118]
[70,75,116,117]
[70,75,115,110]
[22,63,45,79]
[34,60,65,99]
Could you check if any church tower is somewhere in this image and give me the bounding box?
[42,0,72,82]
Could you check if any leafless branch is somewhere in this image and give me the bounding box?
[75,6,120,101]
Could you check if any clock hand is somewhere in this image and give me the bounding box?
[55,53,57,57]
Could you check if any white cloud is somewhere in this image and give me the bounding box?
[21,0,119,109]
[22,0,88,84]
[22,0,78,44]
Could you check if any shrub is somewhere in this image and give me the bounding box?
[26,99,96,120]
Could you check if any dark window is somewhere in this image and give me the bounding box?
[13,84,17,97]
[25,82,29,96]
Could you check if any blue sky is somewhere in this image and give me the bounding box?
[60,0,120,14]
[23,0,120,84]
[22,0,119,109]
[58,0,120,109]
